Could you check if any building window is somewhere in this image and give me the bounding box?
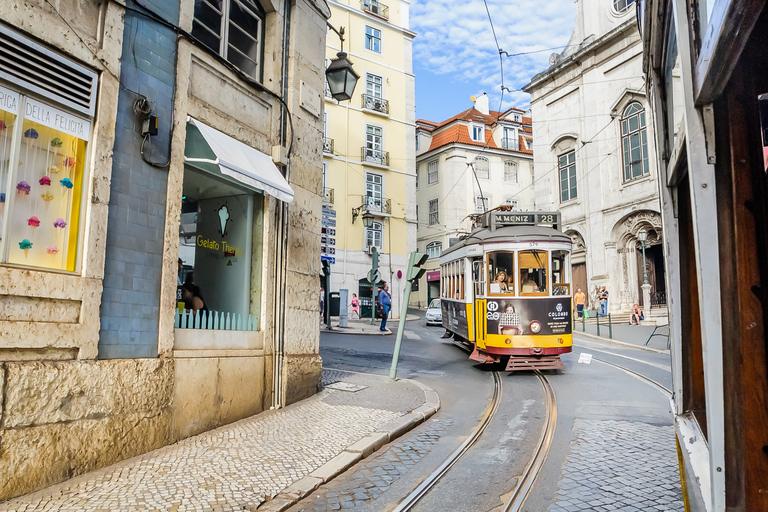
[365,124,383,162]
[365,26,381,52]
[365,172,383,212]
[474,157,489,179]
[475,195,490,213]
[366,73,383,99]
[621,102,650,181]
[426,241,442,259]
[365,221,383,250]
[0,88,91,272]
[612,0,635,12]
[415,168,419,189]
[192,0,265,79]
[559,150,577,202]
[502,127,517,150]
[428,199,439,226]
[471,124,484,142]
[427,160,438,184]
[504,160,517,182]
[415,133,420,152]
[504,197,519,209]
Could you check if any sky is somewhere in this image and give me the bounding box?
[410,0,576,123]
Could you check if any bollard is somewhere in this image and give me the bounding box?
[596,312,600,337]
[608,313,613,339]
[582,313,586,331]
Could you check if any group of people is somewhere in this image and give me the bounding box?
[343,285,392,332]
[572,285,644,324]
[491,270,541,294]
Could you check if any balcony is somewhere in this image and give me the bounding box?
[364,196,392,214]
[501,138,520,151]
[362,147,389,167]
[361,0,389,19]
[323,187,334,204]
[323,137,334,154]
[362,94,389,115]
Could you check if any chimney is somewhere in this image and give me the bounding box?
[474,93,489,115]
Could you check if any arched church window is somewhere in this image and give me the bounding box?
[621,102,650,181]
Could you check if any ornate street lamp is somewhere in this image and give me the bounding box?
[361,211,374,228]
[638,228,649,285]
[325,24,359,101]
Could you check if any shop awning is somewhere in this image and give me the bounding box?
[185,117,294,203]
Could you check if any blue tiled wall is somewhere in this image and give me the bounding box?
[99,2,179,359]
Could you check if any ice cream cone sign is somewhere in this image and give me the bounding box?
[19,239,32,259]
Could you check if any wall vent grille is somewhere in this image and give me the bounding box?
[0,24,98,117]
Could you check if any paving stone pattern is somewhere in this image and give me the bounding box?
[291,419,452,512]
[1,371,424,512]
[322,369,354,387]
[547,419,684,512]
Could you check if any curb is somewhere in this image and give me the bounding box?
[323,327,393,336]
[256,378,441,511]
[573,331,669,354]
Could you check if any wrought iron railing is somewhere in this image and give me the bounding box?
[175,309,258,331]
[362,94,389,114]
[651,291,667,307]
[361,0,389,19]
[323,187,334,204]
[362,147,389,166]
[364,196,391,214]
[501,138,520,150]
[323,137,334,154]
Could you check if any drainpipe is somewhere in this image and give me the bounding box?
[272,0,292,410]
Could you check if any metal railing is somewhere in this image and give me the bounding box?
[364,196,391,214]
[175,309,258,331]
[651,291,667,307]
[323,137,334,154]
[323,187,334,204]
[361,0,389,19]
[501,138,520,151]
[362,94,389,114]
[362,147,389,166]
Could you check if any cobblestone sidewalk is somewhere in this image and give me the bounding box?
[0,371,432,512]
[547,419,684,512]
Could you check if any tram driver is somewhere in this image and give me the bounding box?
[521,271,540,293]
[498,303,523,335]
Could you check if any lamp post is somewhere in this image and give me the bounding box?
[325,24,359,102]
[638,228,651,311]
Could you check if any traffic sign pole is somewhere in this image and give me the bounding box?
[388,279,413,380]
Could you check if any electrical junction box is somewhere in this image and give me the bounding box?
[141,116,159,136]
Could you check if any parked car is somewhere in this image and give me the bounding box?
[425,299,442,326]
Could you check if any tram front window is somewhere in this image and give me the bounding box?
[487,252,515,295]
[519,250,548,295]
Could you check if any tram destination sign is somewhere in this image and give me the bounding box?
[486,211,561,231]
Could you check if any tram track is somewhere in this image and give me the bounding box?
[391,366,558,512]
[592,357,672,397]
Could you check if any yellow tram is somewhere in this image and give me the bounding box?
[439,210,573,371]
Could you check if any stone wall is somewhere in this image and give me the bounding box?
[0,359,174,500]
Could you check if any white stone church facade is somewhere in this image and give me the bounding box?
[523,0,666,315]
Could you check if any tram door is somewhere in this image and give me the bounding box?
[473,259,486,346]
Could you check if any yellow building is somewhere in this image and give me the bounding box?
[323,0,416,318]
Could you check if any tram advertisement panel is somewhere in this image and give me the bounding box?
[485,298,572,336]
[442,300,470,339]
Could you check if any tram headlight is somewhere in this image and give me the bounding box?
[505,338,512,344]
[529,320,542,334]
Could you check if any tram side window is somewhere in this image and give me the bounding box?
[487,252,515,295]
[519,250,548,295]
[552,250,570,296]
[473,260,485,296]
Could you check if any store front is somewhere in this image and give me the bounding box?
[426,270,440,304]
[175,118,292,347]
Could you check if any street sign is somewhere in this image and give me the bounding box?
[321,236,336,246]
[322,207,337,218]
[321,256,335,264]
[367,269,381,283]
[322,217,336,228]
[322,246,336,256]
[321,227,336,236]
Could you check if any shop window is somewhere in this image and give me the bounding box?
[519,249,548,295]
[0,88,90,272]
[192,0,265,79]
[487,251,515,295]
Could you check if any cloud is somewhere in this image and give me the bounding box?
[411,0,575,111]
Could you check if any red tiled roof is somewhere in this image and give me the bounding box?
[522,116,532,125]
[427,125,501,151]
[518,135,533,155]
[416,118,439,126]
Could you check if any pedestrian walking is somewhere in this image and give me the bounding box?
[574,287,586,318]
[599,286,609,317]
[350,293,360,319]
[378,283,391,331]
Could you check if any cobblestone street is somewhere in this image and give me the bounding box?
[0,371,429,512]
[547,419,684,512]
